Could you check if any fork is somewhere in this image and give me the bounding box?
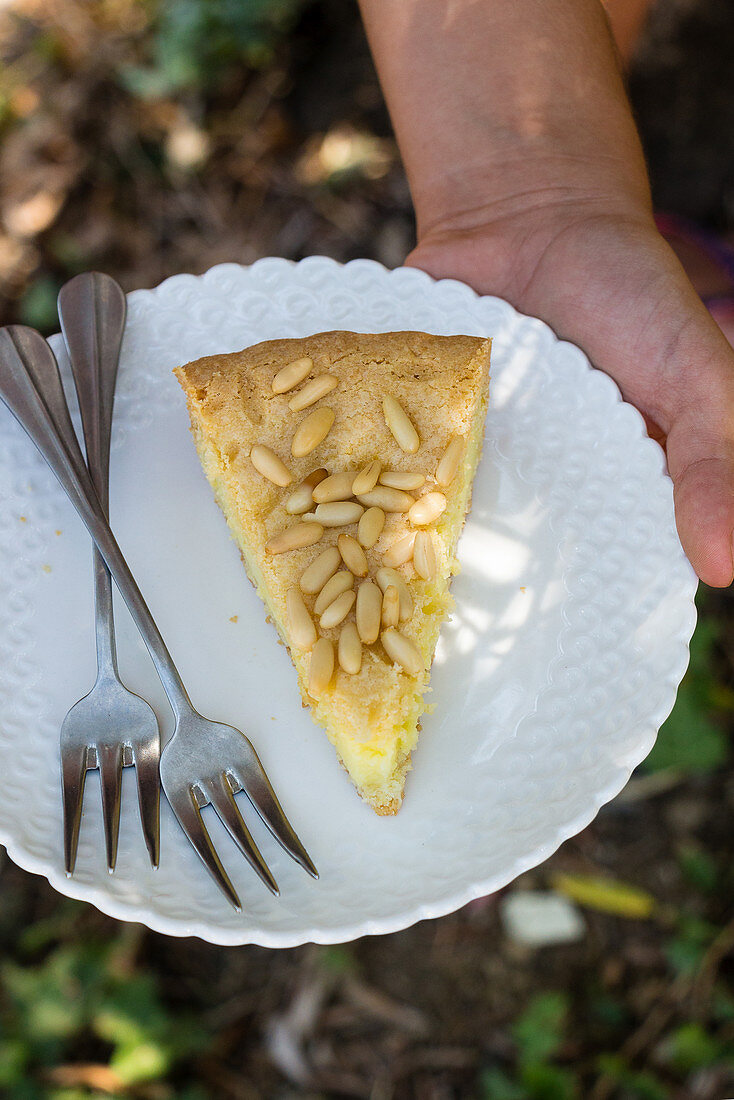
[57,272,161,875]
[0,324,318,910]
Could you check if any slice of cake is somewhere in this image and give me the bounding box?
[174,331,490,814]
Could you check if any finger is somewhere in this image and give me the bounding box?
[666,435,734,588]
[649,305,734,588]
[529,221,734,588]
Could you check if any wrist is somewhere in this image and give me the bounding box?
[358,0,653,245]
[412,140,653,250]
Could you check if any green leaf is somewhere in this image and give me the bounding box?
[645,614,729,774]
[513,992,570,1066]
[713,989,734,1022]
[17,901,86,954]
[687,615,719,675]
[625,1075,669,1100]
[93,975,168,1048]
[665,917,717,978]
[0,932,205,1093]
[479,1067,526,1100]
[18,277,61,335]
[677,843,718,893]
[661,1022,724,1074]
[588,991,628,1029]
[121,0,311,96]
[551,874,656,919]
[645,688,727,773]
[111,1040,171,1084]
[117,64,178,99]
[521,1063,579,1100]
[316,945,357,976]
[0,1039,28,1085]
[2,951,87,1047]
[596,1054,668,1100]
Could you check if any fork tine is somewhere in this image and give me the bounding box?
[132,738,161,870]
[97,742,123,872]
[61,739,88,875]
[209,774,279,896]
[173,788,242,911]
[232,751,319,879]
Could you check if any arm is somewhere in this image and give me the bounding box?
[358,0,734,587]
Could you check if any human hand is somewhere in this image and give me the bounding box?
[356,0,734,585]
[407,198,734,587]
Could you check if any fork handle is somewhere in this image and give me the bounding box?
[0,326,195,721]
[58,273,125,677]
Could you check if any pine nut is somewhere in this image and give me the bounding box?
[358,506,385,548]
[313,501,364,527]
[266,522,323,554]
[382,628,423,676]
[291,407,335,457]
[286,486,313,515]
[337,533,368,577]
[352,459,382,495]
[382,531,416,568]
[356,580,382,644]
[285,467,329,514]
[314,571,353,616]
[409,491,447,526]
[308,637,334,698]
[338,623,362,674]
[357,487,415,513]
[379,470,425,491]
[299,546,341,594]
[272,356,313,394]
[288,374,338,412]
[312,471,355,503]
[383,395,419,453]
[413,530,437,580]
[436,435,464,487]
[375,567,413,621]
[286,587,317,651]
[381,584,400,628]
[249,444,292,487]
[319,589,356,630]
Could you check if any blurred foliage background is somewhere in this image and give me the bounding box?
[0,0,733,1097]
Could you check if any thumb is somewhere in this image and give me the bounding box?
[666,411,734,588]
[647,285,734,587]
[541,222,734,589]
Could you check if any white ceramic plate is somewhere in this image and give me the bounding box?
[0,257,697,946]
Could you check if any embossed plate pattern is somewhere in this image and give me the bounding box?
[0,258,696,946]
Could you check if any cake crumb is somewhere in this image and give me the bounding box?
[42,564,52,574]
[55,530,62,536]
[520,586,526,592]
[19,516,26,523]
[229,615,239,623]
